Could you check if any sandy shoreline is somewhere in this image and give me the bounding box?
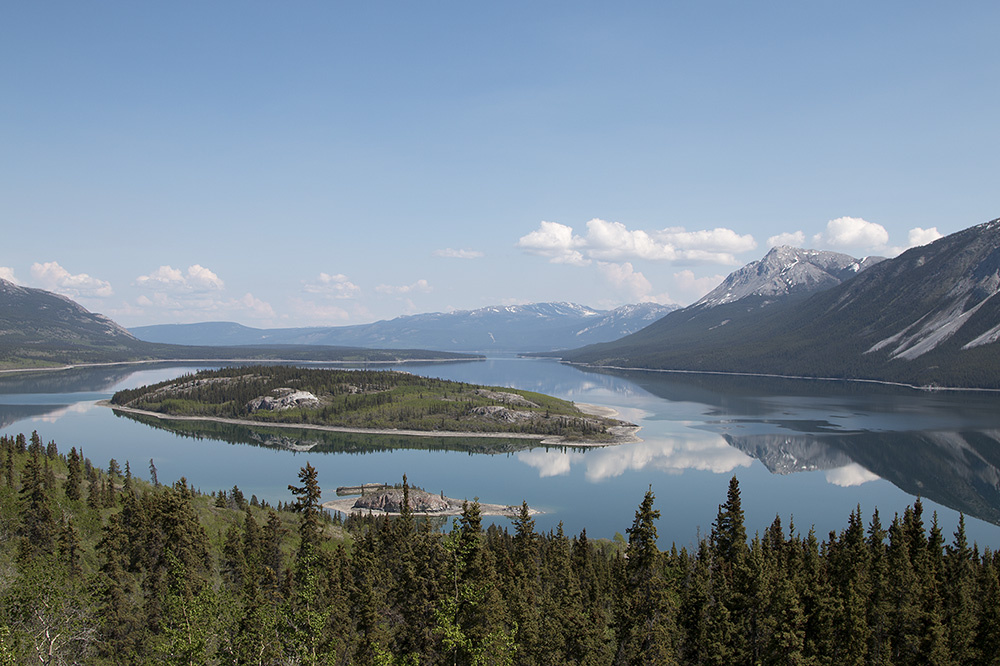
[103,401,641,447]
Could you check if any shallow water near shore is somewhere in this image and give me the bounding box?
[3,356,1000,549]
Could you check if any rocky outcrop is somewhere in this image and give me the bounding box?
[247,388,320,412]
[473,389,539,408]
[352,488,449,513]
[470,405,535,423]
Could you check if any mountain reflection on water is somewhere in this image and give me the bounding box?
[4,359,1000,543]
[724,430,1000,525]
[575,366,1000,526]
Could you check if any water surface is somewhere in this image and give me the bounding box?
[3,358,1000,549]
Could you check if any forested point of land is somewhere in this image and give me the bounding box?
[1,431,998,664]
[111,365,620,441]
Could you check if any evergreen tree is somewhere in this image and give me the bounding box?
[17,447,57,562]
[943,514,978,663]
[288,463,323,560]
[65,446,82,501]
[617,487,678,664]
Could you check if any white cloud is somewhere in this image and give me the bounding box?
[434,248,485,259]
[767,231,806,248]
[825,463,880,487]
[0,267,18,284]
[597,261,654,300]
[304,273,361,299]
[518,218,756,266]
[673,269,725,302]
[907,226,943,248]
[586,219,673,261]
[656,226,758,254]
[30,261,114,298]
[376,279,432,295]
[135,264,224,292]
[235,293,275,319]
[812,216,889,251]
[515,221,588,265]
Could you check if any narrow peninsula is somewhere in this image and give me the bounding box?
[108,365,638,445]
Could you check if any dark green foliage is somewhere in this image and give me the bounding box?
[65,446,82,501]
[1,433,999,665]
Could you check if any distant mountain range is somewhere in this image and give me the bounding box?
[0,278,474,368]
[129,302,679,352]
[551,218,1000,388]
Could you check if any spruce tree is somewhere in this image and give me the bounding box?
[64,446,82,501]
[288,463,323,560]
[17,447,57,561]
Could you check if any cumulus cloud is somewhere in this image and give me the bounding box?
[0,267,18,284]
[135,264,225,292]
[767,231,806,248]
[673,269,725,302]
[515,221,588,265]
[433,248,485,259]
[812,217,889,251]
[517,218,755,266]
[376,279,432,295]
[597,262,654,301]
[907,226,943,248]
[304,273,361,299]
[30,262,113,298]
[236,293,275,319]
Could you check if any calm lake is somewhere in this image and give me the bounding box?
[3,356,1000,549]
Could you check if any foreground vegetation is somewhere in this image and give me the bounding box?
[1,431,998,664]
[111,365,619,441]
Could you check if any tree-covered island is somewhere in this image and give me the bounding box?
[109,365,635,444]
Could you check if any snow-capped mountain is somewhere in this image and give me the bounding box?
[695,246,884,308]
[554,218,1000,388]
[131,301,679,352]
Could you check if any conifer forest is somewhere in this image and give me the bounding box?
[1,431,998,665]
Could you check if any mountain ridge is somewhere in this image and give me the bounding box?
[552,218,1000,388]
[130,301,680,352]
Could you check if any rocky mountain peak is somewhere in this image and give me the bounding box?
[695,246,885,308]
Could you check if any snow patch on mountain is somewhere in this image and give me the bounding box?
[694,246,884,308]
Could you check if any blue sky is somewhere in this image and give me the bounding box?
[2,2,997,327]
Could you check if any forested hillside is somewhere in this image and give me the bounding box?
[1,432,997,664]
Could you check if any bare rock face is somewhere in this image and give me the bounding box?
[473,388,540,408]
[470,405,534,423]
[352,488,449,513]
[247,388,320,412]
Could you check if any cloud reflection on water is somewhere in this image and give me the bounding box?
[518,433,754,481]
[824,463,881,487]
[31,400,97,423]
